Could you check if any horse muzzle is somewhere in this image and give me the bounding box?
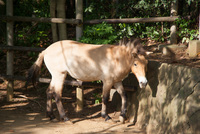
[138,77,148,89]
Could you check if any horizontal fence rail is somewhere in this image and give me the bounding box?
[0,74,136,92]
[84,16,179,24]
[0,45,44,52]
[0,15,82,25]
[0,15,179,25]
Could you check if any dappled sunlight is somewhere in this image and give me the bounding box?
[0,83,145,134]
[0,102,145,134]
[1,102,29,110]
[133,61,200,133]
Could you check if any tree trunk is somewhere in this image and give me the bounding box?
[50,0,58,42]
[111,0,118,18]
[76,0,83,41]
[57,0,67,40]
[199,1,200,40]
[6,0,14,102]
[0,0,6,40]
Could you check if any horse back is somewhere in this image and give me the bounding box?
[43,40,131,82]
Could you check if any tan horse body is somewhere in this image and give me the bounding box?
[27,39,148,122]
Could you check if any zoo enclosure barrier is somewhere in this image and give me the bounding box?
[0,0,180,111]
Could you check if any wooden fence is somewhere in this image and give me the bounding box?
[1,0,179,111]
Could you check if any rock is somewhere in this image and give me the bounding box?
[111,61,200,133]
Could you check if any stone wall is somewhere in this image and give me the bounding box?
[111,61,200,133]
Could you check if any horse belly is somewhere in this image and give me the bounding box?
[66,59,102,82]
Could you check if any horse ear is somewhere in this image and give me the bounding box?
[131,52,138,58]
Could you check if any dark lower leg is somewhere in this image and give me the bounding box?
[101,93,111,121]
[54,93,69,121]
[120,92,127,119]
[46,88,55,120]
[115,82,127,121]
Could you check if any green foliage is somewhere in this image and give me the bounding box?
[141,24,170,42]
[80,22,118,44]
[93,93,102,105]
[15,24,50,47]
[14,0,50,17]
[80,21,172,44]
[82,0,198,44]
[1,0,198,48]
[175,18,199,43]
[13,0,51,47]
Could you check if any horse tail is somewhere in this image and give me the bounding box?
[26,51,45,88]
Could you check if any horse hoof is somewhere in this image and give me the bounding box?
[46,112,56,121]
[50,116,56,121]
[127,122,136,127]
[105,115,112,121]
[119,116,125,124]
[63,118,74,125]
[62,117,70,122]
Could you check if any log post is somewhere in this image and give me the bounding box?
[75,0,83,111]
[75,0,83,41]
[76,86,84,112]
[198,1,200,40]
[57,0,67,40]
[6,0,14,102]
[50,0,58,42]
[170,0,178,44]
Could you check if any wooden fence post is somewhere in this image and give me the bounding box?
[76,86,84,112]
[198,1,200,40]
[170,0,178,44]
[75,0,83,112]
[6,0,14,102]
[76,0,83,41]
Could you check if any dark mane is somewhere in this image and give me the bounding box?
[117,37,146,55]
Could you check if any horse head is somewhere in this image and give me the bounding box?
[119,37,148,88]
[131,53,148,89]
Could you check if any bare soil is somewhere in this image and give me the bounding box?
[0,81,145,134]
[145,43,200,68]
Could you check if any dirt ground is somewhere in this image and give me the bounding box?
[0,81,145,134]
[145,43,200,68]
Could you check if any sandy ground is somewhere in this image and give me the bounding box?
[0,111,145,134]
[0,82,145,134]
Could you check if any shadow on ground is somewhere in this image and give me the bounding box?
[0,83,145,134]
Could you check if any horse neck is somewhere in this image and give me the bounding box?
[113,46,133,67]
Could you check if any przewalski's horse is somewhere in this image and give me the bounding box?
[27,39,148,123]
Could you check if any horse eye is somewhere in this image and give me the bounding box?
[134,63,137,66]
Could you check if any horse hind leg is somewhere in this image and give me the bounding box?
[46,86,56,120]
[48,73,70,122]
[53,91,70,122]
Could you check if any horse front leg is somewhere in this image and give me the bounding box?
[46,87,56,120]
[114,82,127,123]
[101,81,113,121]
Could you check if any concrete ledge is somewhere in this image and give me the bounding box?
[188,40,200,57]
[158,44,187,51]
